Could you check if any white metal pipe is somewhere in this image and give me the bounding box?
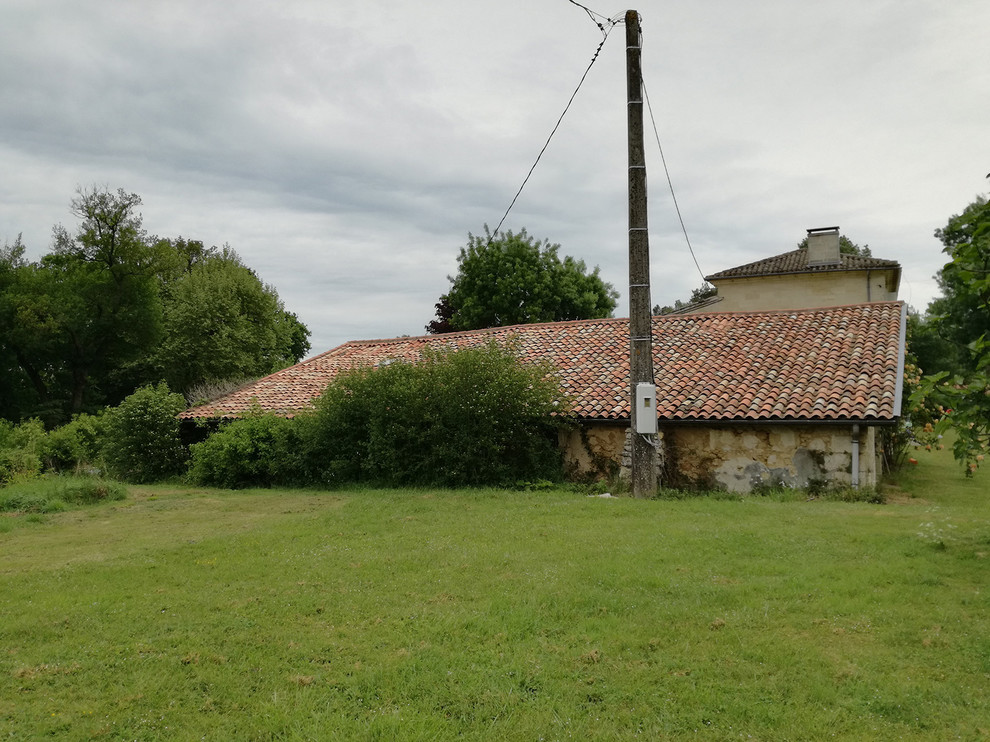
[851,424,860,489]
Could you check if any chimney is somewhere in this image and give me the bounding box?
[806,226,841,266]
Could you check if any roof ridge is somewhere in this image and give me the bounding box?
[706,247,900,280]
[654,300,903,320]
[332,315,630,348]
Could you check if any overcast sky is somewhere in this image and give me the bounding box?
[2,0,987,354]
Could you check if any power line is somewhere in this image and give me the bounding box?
[487,4,706,292]
[642,76,708,286]
[566,0,618,31]
[487,12,621,244]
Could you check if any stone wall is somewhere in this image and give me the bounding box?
[561,422,881,493]
[559,426,627,481]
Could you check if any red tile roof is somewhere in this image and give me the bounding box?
[181,302,906,424]
[706,248,899,280]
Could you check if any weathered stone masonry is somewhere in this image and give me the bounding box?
[561,422,881,493]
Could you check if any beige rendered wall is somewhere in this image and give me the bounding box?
[561,423,881,493]
[698,271,897,313]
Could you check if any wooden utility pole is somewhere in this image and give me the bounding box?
[626,10,658,497]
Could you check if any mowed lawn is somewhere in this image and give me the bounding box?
[1,451,989,741]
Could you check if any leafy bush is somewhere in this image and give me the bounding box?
[188,412,308,489]
[0,418,47,483]
[305,360,422,485]
[101,384,188,483]
[305,342,570,487]
[38,413,105,474]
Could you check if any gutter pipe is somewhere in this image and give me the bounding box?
[851,423,860,489]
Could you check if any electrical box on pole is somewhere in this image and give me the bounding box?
[635,383,657,434]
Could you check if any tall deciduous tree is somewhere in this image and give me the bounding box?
[153,248,310,395]
[0,236,34,420]
[926,195,990,376]
[910,194,990,475]
[0,188,162,422]
[0,188,310,423]
[427,227,617,333]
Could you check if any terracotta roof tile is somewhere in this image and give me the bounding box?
[706,248,899,280]
[181,302,906,424]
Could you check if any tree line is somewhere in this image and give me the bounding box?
[2,184,985,479]
[0,187,310,426]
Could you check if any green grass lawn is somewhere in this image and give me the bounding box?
[1,451,988,740]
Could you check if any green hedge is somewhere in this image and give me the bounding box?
[304,341,570,487]
[187,342,571,489]
[188,412,308,489]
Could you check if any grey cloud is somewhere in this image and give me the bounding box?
[1,0,987,354]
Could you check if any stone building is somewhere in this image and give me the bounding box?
[677,227,901,315]
[181,302,907,493]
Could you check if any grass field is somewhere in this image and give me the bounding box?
[1,450,988,740]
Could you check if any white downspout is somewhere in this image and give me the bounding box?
[851,424,860,489]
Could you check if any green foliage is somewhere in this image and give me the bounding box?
[0,188,162,421]
[0,236,32,421]
[906,308,964,379]
[429,227,617,333]
[880,330,934,473]
[910,347,990,477]
[0,475,124,513]
[0,190,310,423]
[928,195,990,377]
[101,384,188,483]
[188,412,309,489]
[0,414,104,484]
[910,194,990,476]
[307,342,571,487]
[37,413,104,474]
[154,248,310,395]
[0,491,66,514]
[306,362,420,485]
[0,418,46,482]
